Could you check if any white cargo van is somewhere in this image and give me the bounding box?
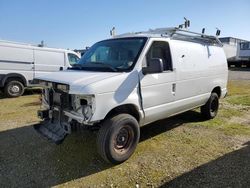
[34,27,228,164]
[0,40,80,97]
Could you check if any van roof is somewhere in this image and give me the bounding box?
[0,39,78,54]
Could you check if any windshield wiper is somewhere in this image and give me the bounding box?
[91,62,118,72]
[68,64,83,70]
[69,62,118,72]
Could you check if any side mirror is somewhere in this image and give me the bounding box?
[142,58,164,74]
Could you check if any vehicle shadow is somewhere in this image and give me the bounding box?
[160,141,250,187]
[0,110,204,187]
[24,88,42,95]
[0,88,41,99]
[0,125,112,187]
[140,110,205,142]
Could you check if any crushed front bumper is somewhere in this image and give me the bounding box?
[34,108,72,144]
[34,108,92,144]
[34,121,67,144]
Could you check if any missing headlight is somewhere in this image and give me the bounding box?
[72,95,95,121]
[80,99,88,105]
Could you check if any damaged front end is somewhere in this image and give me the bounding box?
[34,81,96,144]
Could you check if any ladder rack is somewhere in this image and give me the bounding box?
[116,27,222,46]
[146,27,222,46]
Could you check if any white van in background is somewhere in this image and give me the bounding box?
[0,40,80,97]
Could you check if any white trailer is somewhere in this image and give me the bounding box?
[219,37,250,67]
[238,41,250,67]
[0,40,80,97]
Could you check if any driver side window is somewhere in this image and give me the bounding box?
[146,41,172,71]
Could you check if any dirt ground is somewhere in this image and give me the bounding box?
[0,70,250,188]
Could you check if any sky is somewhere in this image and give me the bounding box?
[0,0,249,50]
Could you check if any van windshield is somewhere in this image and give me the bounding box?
[70,37,147,72]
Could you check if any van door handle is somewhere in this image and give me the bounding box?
[172,83,176,95]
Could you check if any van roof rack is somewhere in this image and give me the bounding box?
[116,27,222,46]
[143,27,222,46]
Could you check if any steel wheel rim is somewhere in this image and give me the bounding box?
[114,125,134,153]
[8,84,21,95]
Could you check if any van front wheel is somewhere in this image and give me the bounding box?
[201,92,219,119]
[4,80,25,98]
[97,114,140,164]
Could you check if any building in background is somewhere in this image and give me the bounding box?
[219,37,250,67]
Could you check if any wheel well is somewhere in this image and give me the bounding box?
[105,104,140,123]
[4,75,27,87]
[212,86,221,98]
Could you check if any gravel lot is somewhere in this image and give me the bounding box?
[228,68,250,80]
[0,69,249,187]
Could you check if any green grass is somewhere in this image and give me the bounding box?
[0,81,250,187]
[58,81,250,187]
[0,94,40,129]
[226,95,250,106]
[189,82,250,136]
[227,80,250,96]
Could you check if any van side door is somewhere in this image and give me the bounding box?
[140,40,176,125]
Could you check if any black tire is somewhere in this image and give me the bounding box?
[4,80,25,98]
[97,114,140,164]
[201,92,219,120]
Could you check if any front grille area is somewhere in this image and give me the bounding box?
[48,89,72,109]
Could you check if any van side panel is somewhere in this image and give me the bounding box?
[0,45,34,84]
[169,40,227,114]
[169,40,209,113]
[171,40,208,96]
[34,50,65,78]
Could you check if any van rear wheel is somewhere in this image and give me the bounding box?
[201,92,219,119]
[4,80,25,98]
[97,114,140,164]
